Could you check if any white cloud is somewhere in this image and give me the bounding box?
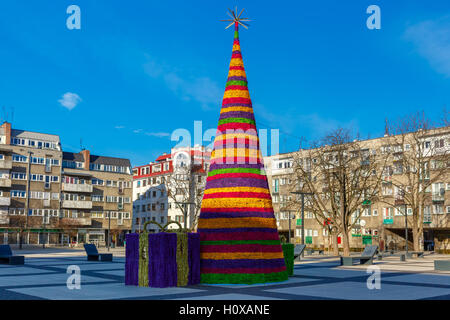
[253,103,359,142]
[404,16,450,77]
[58,92,82,110]
[145,132,170,138]
[144,55,221,110]
[133,129,143,134]
[114,125,125,129]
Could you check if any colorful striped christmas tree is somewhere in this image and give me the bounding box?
[197,10,288,284]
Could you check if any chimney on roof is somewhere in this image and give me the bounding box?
[384,118,390,137]
[1,122,11,145]
[80,149,90,170]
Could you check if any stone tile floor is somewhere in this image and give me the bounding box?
[0,254,449,300]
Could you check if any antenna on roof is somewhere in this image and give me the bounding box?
[80,138,85,151]
[384,118,389,136]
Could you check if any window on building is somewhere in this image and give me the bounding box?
[11,190,26,198]
[11,172,26,180]
[383,207,394,219]
[435,139,444,148]
[273,179,279,193]
[433,205,444,215]
[12,154,27,162]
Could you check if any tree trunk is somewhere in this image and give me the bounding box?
[342,228,351,256]
[411,215,422,251]
[412,226,421,251]
[332,233,339,256]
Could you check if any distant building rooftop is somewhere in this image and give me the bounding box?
[63,151,131,167]
[11,129,61,143]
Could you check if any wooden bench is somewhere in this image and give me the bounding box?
[434,260,450,271]
[0,245,25,265]
[340,245,378,266]
[84,244,113,262]
[293,244,306,261]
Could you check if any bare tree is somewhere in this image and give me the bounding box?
[58,219,78,247]
[289,128,390,256]
[385,112,449,251]
[6,215,26,246]
[166,164,205,231]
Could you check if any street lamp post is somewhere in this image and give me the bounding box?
[21,151,33,250]
[291,191,313,256]
[107,212,111,251]
[288,210,292,244]
[404,203,408,254]
[42,211,46,249]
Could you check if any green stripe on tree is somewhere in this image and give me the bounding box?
[208,167,264,177]
[200,271,288,284]
[218,118,255,126]
[226,80,247,87]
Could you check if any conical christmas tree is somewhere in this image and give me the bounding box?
[197,10,288,284]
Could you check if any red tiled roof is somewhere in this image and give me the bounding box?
[156,154,171,161]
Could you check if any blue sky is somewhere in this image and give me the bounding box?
[0,0,449,166]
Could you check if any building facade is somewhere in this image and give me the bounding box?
[132,145,210,233]
[264,126,450,252]
[0,122,133,247]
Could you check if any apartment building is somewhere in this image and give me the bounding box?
[0,121,133,247]
[62,150,133,246]
[132,145,210,233]
[264,126,450,252]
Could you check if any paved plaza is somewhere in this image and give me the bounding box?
[0,248,449,300]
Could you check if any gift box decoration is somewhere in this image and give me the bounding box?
[282,243,294,277]
[125,221,200,288]
[197,20,288,285]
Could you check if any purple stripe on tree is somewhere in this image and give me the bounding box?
[199,212,275,219]
[219,111,256,120]
[197,227,278,233]
[227,76,248,82]
[213,142,259,151]
[205,177,268,189]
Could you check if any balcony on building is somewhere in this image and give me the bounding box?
[0,178,11,187]
[62,169,92,178]
[62,200,93,209]
[62,183,93,193]
[432,192,445,203]
[59,217,92,226]
[0,160,12,170]
[0,210,9,224]
[0,196,11,206]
